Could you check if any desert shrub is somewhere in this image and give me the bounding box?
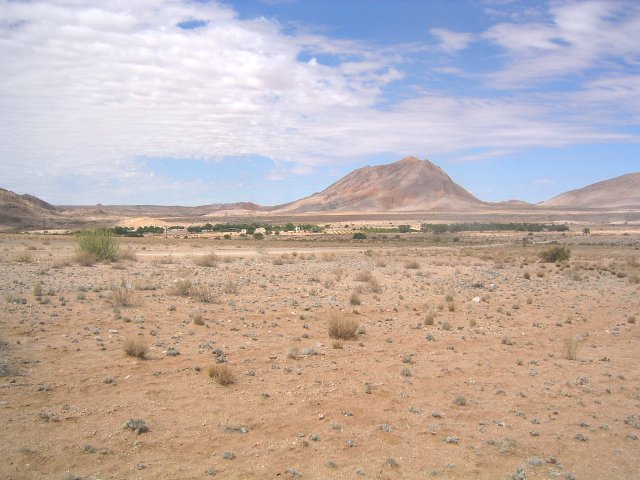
[123,418,149,434]
[327,314,359,340]
[118,248,137,261]
[404,260,420,269]
[191,284,216,303]
[170,279,192,296]
[253,232,264,240]
[14,251,33,263]
[208,364,236,385]
[195,253,219,267]
[0,339,9,376]
[540,246,570,263]
[453,395,467,406]
[424,314,435,326]
[112,287,135,307]
[76,229,118,262]
[349,291,362,305]
[73,251,96,266]
[223,280,238,294]
[32,282,43,297]
[563,336,579,360]
[123,338,147,359]
[352,232,366,240]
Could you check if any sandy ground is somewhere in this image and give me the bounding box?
[1,232,639,479]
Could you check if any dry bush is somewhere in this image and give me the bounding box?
[118,248,137,261]
[191,284,216,303]
[0,339,10,376]
[189,309,204,325]
[14,251,34,263]
[170,279,192,296]
[32,281,43,297]
[208,364,236,385]
[52,257,72,269]
[424,314,435,326]
[223,280,238,294]
[327,314,359,340]
[404,260,420,269]
[349,291,362,305]
[563,336,579,360]
[195,253,219,267]
[73,251,96,266]
[123,338,147,359]
[540,245,570,263]
[355,271,375,282]
[112,287,135,307]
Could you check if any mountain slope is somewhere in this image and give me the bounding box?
[277,156,485,213]
[541,172,640,209]
[0,188,59,230]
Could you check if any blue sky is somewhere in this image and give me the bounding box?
[0,0,638,205]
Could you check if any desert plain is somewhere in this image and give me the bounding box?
[1,225,639,480]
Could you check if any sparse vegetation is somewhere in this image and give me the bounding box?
[540,245,571,263]
[76,229,118,262]
[208,364,236,385]
[563,335,579,360]
[123,338,147,359]
[112,286,135,307]
[327,314,359,340]
[123,418,149,434]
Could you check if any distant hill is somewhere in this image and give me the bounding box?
[541,173,640,209]
[0,188,59,230]
[276,156,486,213]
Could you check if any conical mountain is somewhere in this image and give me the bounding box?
[278,156,484,213]
[541,172,640,209]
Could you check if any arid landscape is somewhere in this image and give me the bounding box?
[3,1,640,478]
[1,218,639,479]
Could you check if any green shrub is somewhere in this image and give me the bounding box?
[352,232,367,240]
[540,245,570,263]
[76,229,118,262]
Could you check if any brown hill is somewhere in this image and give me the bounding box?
[541,173,640,209]
[276,156,485,213]
[0,188,59,230]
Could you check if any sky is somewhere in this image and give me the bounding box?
[0,0,639,206]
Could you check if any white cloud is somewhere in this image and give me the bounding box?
[429,28,475,53]
[533,178,554,185]
[482,1,640,85]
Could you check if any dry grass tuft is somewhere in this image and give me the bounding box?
[194,253,219,267]
[118,248,137,261]
[123,338,147,359]
[112,287,135,307]
[15,251,34,263]
[327,314,359,340]
[73,251,96,266]
[563,335,579,360]
[208,364,236,385]
[191,284,216,303]
[170,279,192,296]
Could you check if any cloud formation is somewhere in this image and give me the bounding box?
[0,0,638,203]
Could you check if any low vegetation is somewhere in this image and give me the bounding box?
[208,364,236,385]
[76,229,118,262]
[327,314,359,340]
[540,245,571,263]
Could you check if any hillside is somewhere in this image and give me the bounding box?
[277,156,486,213]
[541,173,640,209]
